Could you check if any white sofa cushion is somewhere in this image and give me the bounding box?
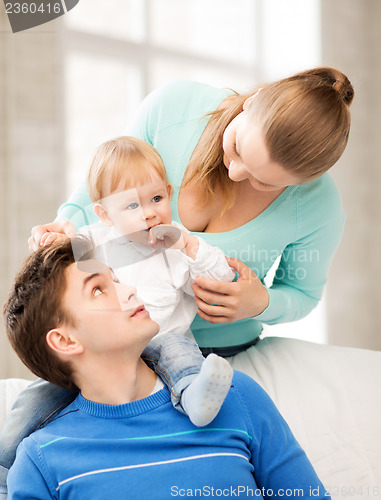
[0,379,31,432]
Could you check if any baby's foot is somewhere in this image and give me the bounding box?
[181,353,233,427]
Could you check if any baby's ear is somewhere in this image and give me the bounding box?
[93,203,114,227]
[167,183,173,200]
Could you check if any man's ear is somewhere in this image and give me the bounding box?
[93,203,114,227]
[46,328,84,358]
[243,88,264,110]
[167,183,173,200]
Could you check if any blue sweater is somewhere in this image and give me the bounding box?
[57,80,345,348]
[7,372,329,499]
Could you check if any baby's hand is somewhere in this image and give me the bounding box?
[149,224,185,251]
[29,220,75,252]
[149,225,199,260]
[40,232,70,246]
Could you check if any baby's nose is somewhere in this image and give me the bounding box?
[143,206,156,219]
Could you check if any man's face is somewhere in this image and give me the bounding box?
[61,261,159,357]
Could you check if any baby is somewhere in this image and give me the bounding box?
[81,136,234,339]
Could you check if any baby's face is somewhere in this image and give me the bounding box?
[101,172,173,240]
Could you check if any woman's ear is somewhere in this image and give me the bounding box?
[46,328,84,358]
[93,203,114,227]
[243,88,264,110]
[167,183,173,200]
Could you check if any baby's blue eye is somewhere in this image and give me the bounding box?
[93,288,103,297]
[152,196,162,203]
[127,202,139,210]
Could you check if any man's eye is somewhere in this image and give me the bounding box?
[93,287,103,297]
[127,202,139,210]
[152,195,162,203]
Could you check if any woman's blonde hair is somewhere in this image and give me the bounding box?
[88,136,168,202]
[184,67,354,213]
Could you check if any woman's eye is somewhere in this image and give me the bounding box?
[127,202,139,210]
[93,287,103,297]
[152,195,162,203]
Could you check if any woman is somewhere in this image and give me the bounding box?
[30,67,354,357]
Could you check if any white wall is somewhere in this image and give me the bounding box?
[322,0,381,350]
[0,12,66,378]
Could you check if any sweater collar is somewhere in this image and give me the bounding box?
[74,386,170,419]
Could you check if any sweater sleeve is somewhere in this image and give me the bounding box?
[232,372,330,499]
[125,82,185,143]
[256,175,345,324]
[7,440,57,500]
[55,180,98,231]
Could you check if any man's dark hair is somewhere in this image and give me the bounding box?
[3,237,94,391]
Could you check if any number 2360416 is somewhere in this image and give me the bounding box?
[5,3,62,15]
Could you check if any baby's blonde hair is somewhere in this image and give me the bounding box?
[87,136,168,202]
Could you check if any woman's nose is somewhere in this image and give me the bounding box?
[228,161,247,182]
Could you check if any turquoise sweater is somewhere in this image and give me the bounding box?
[57,81,345,348]
[7,372,330,499]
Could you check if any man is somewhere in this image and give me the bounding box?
[3,237,330,499]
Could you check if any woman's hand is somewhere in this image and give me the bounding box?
[28,221,75,252]
[191,257,269,324]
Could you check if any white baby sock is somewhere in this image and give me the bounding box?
[181,353,233,427]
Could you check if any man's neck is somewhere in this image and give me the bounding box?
[76,356,157,406]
